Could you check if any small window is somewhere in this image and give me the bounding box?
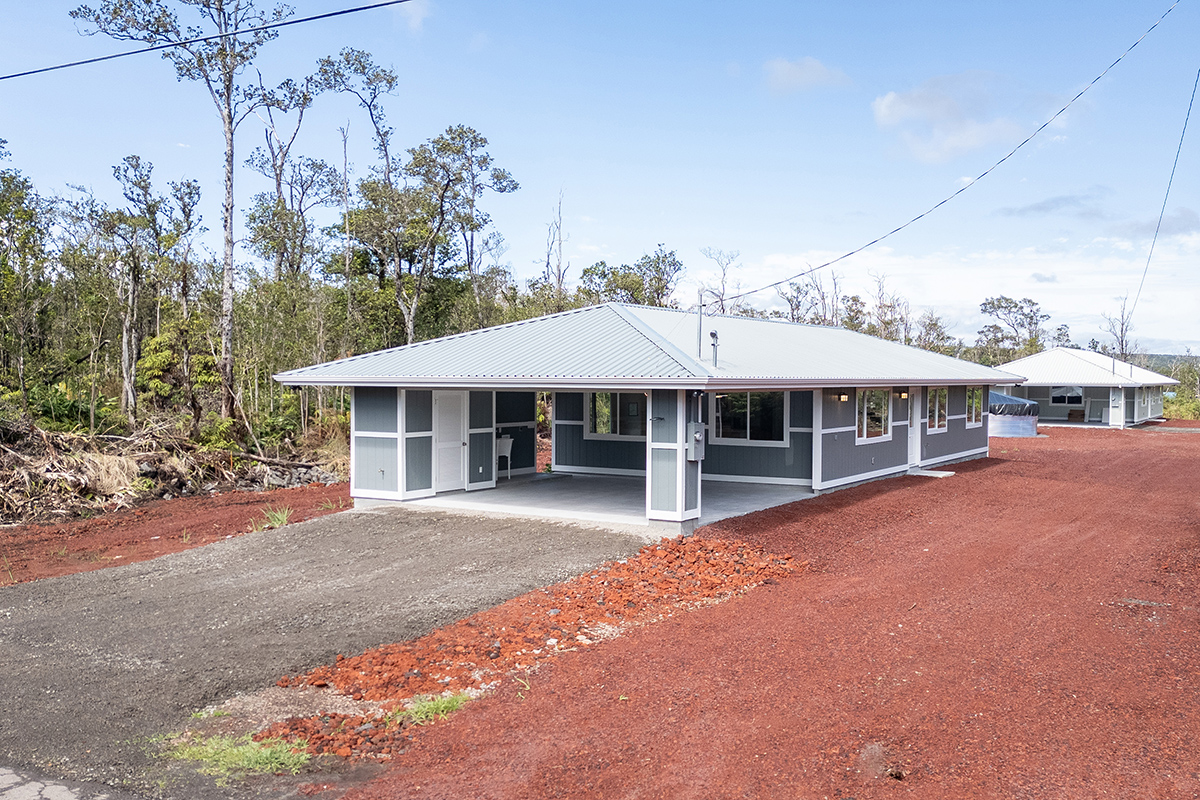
[1050,386,1083,405]
[927,387,948,433]
[587,392,646,439]
[855,389,891,441]
[712,391,786,443]
[1140,389,1148,407]
[966,386,984,428]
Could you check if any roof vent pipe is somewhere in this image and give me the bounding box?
[696,288,704,360]
[710,330,719,368]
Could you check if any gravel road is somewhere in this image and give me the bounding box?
[0,506,646,799]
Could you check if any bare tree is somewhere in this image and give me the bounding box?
[699,247,752,315]
[542,193,569,312]
[1101,295,1140,361]
[73,0,291,420]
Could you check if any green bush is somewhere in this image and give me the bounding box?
[1164,397,1200,420]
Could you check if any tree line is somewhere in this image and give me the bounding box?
[2,0,1194,450]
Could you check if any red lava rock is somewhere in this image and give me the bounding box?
[261,534,795,761]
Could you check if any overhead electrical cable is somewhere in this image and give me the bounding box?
[0,0,415,82]
[725,0,1184,303]
[1129,66,1199,321]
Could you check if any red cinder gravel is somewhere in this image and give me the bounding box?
[257,536,797,759]
[335,426,1200,800]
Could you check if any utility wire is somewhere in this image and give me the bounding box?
[726,0,1184,303]
[0,0,414,82]
[1129,66,1199,321]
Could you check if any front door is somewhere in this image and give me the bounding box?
[908,386,921,468]
[434,391,466,492]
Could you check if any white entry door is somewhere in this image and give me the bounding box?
[434,391,466,492]
[907,386,921,468]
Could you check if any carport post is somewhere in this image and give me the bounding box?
[645,389,700,534]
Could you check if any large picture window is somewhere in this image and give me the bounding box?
[927,387,948,433]
[587,392,646,439]
[713,391,785,443]
[1050,386,1083,406]
[855,389,891,441]
[966,386,984,428]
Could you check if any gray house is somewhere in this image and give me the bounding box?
[276,303,1020,531]
[998,348,1178,428]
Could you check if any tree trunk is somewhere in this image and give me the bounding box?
[218,98,237,419]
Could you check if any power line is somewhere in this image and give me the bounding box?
[726,0,1184,303]
[1129,66,1199,321]
[0,0,414,83]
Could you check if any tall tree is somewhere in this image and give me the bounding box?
[979,296,1049,354]
[0,146,53,413]
[73,0,291,419]
[1101,295,1139,361]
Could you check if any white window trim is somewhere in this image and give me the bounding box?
[965,386,984,429]
[854,388,893,444]
[583,391,647,442]
[927,386,949,435]
[708,391,791,448]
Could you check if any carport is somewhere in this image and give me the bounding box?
[388,472,815,532]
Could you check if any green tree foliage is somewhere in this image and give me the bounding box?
[579,245,683,307]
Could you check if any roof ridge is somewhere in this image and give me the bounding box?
[607,304,711,378]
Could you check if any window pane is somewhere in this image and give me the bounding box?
[618,393,646,436]
[749,392,784,441]
[590,392,613,435]
[716,393,748,439]
[928,387,947,430]
[937,388,947,428]
[1051,386,1083,405]
[869,390,888,437]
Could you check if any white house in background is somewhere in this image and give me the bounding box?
[998,348,1178,428]
[276,303,1022,532]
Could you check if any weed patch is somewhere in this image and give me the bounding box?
[166,733,308,784]
[387,693,471,727]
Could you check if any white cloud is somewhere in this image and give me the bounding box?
[764,57,851,94]
[872,72,1026,163]
[397,0,431,32]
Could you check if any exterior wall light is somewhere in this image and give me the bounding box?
[837,392,849,402]
[898,391,909,399]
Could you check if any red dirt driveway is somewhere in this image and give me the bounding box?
[346,426,1200,799]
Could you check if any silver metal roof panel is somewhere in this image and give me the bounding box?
[277,302,1024,388]
[999,348,1178,388]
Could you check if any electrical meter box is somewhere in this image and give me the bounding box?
[686,421,706,462]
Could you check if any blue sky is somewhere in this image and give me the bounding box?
[2,1,1198,352]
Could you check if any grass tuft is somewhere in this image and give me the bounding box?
[166,733,308,785]
[388,693,471,727]
[263,506,293,528]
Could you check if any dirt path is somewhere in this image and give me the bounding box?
[0,506,647,799]
[343,427,1200,799]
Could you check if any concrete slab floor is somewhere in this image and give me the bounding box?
[388,473,816,534]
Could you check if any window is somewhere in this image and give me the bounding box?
[587,392,646,439]
[855,389,891,441]
[927,387,948,432]
[1050,386,1083,406]
[713,391,785,443]
[1140,388,1149,407]
[966,386,984,427]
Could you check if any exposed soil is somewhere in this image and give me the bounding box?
[5,425,1200,799]
[313,425,1200,800]
[0,482,351,585]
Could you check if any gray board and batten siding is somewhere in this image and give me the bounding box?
[351,388,538,500]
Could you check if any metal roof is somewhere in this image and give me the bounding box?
[276,303,1023,389]
[998,347,1179,389]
